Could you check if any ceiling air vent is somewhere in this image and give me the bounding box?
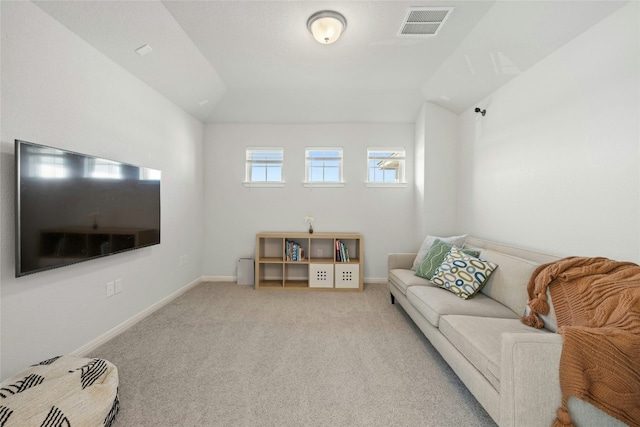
[399,7,454,37]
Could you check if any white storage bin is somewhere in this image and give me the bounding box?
[335,263,359,288]
[237,258,254,285]
[309,263,334,288]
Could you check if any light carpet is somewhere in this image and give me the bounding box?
[91,282,496,426]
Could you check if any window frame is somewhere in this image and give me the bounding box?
[303,147,345,188]
[242,147,285,188]
[365,147,407,187]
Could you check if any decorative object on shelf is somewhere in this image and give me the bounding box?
[305,216,314,234]
[307,10,347,44]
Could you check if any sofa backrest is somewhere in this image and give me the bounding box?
[464,238,561,318]
[465,237,561,265]
[477,249,540,316]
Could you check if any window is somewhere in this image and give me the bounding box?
[27,148,68,179]
[244,148,284,187]
[86,158,122,180]
[304,148,343,186]
[366,148,406,186]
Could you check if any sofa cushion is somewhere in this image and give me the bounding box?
[415,239,481,280]
[406,286,518,328]
[477,249,540,316]
[439,315,548,390]
[389,268,435,295]
[431,247,497,299]
[411,234,467,270]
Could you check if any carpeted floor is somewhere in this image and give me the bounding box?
[91,282,496,426]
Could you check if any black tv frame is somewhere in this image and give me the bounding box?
[15,139,161,277]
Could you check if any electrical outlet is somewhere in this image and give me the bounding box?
[179,254,189,267]
[114,279,122,294]
[106,281,115,297]
[317,249,323,258]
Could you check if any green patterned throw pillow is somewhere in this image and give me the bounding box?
[415,239,480,280]
[411,234,467,271]
[431,247,497,299]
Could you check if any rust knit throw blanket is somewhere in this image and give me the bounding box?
[521,256,640,427]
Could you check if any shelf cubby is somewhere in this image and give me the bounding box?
[258,237,285,261]
[309,238,334,263]
[335,238,360,264]
[284,263,308,288]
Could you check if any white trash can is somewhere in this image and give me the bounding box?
[237,258,254,285]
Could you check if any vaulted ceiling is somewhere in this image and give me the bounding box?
[34,1,628,123]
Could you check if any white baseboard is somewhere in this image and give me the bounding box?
[202,275,236,282]
[72,276,203,357]
[203,276,387,284]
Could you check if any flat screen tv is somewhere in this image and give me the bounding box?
[15,139,161,277]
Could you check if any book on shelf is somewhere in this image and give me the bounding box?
[335,239,350,262]
[285,239,305,261]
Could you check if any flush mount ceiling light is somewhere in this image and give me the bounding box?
[307,10,347,44]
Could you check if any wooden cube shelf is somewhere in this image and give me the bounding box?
[255,232,363,291]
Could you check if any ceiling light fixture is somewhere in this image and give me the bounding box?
[307,10,347,44]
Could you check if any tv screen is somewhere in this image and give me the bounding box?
[15,140,161,277]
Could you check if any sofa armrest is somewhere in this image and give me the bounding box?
[500,332,563,427]
[388,253,417,272]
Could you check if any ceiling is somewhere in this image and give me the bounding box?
[34,1,628,124]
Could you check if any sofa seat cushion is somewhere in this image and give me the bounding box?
[439,315,548,390]
[389,268,435,295]
[406,286,518,328]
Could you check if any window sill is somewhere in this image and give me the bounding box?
[302,182,345,188]
[242,182,285,188]
[365,182,408,188]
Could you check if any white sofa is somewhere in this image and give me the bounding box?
[387,237,626,427]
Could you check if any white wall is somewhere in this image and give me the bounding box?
[415,102,459,238]
[0,2,204,379]
[203,123,415,280]
[457,2,640,262]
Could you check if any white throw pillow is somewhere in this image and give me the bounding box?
[411,234,468,270]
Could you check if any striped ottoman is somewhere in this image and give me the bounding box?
[0,355,119,427]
